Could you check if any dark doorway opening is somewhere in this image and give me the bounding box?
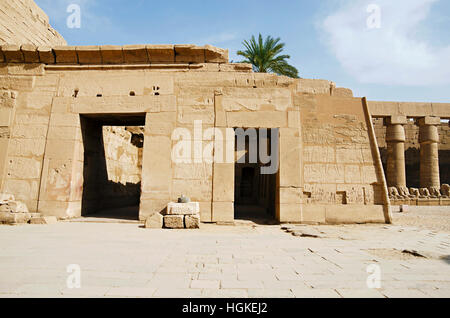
[80,114,145,221]
[234,128,278,224]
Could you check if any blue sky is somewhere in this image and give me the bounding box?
[36,0,450,103]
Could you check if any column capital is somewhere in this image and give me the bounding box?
[418,116,441,126]
[386,122,406,142]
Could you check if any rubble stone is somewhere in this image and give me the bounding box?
[164,215,185,229]
[185,214,200,229]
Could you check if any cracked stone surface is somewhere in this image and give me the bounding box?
[0,211,449,298]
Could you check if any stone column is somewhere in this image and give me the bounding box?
[418,116,441,189]
[385,116,407,188]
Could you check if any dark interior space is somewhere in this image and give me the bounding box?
[234,128,278,224]
[80,114,145,220]
[440,149,450,186]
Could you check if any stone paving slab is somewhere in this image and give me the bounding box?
[0,221,449,298]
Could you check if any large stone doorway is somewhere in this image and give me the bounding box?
[234,128,278,224]
[80,114,145,220]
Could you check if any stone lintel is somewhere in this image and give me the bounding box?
[123,45,149,64]
[53,46,78,64]
[175,44,205,63]
[0,46,4,63]
[21,44,40,63]
[418,116,441,126]
[100,45,124,64]
[0,44,229,65]
[2,44,23,63]
[76,46,102,64]
[37,46,55,64]
[146,45,174,62]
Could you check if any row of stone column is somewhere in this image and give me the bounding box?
[385,116,441,189]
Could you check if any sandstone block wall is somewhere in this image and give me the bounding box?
[297,94,387,224]
[0,0,66,46]
[0,44,397,224]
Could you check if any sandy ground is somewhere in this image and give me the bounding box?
[392,206,450,232]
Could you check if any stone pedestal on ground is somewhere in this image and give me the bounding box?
[164,202,201,229]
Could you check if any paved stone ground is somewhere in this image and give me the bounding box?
[0,208,449,298]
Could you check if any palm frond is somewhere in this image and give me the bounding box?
[236,33,299,78]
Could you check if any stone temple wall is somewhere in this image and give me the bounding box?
[0,44,448,224]
[0,0,66,46]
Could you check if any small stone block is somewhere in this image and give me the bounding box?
[167,202,200,215]
[164,215,185,229]
[145,213,163,229]
[185,214,200,229]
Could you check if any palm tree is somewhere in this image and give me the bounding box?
[237,34,299,78]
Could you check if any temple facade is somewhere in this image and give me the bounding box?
[0,0,448,226]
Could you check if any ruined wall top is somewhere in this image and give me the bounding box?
[0,44,230,65]
[0,0,66,46]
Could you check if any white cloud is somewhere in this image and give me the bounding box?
[320,0,450,86]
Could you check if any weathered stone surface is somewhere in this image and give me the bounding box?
[164,215,185,229]
[0,193,15,203]
[146,45,174,62]
[0,0,66,46]
[2,44,23,63]
[0,212,32,224]
[30,216,57,224]
[37,46,55,64]
[144,213,164,229]
[175,45,205,63]
[442,184,450,197]
[204,45,228,63]
[21,44,40,63]
[185,214,200,229]
[123,45,149,64]
[101,46,124,64]
[167,202,200,215]
[76,46,102,64]
[0,195,31,224]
